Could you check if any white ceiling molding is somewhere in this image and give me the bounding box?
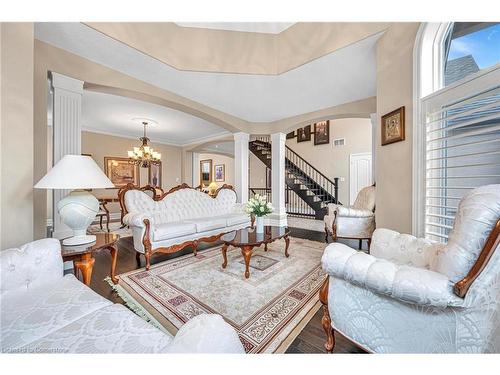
[82,90,231,146]
[35,23,380,123]
[175,22,294,34]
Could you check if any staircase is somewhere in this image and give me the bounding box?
[249,138,339,220]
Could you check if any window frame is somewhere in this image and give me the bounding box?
[413,22,500,238]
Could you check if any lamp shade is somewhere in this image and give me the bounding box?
[34,155,114,189]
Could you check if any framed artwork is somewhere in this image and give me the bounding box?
[148,162,162,187]
[297,125,311,142]
[314,120,330,145]
[381,106,405,146]
[214,164,225,182]
[286,131,295,139]
[200,159,212,186]
[104,157,139,188]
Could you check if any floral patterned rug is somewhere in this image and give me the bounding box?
[114,237,326,353]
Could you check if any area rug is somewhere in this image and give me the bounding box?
[113,237,327,353]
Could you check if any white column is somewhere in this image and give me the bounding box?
[270,132,287,227]
[51,72,84,240]
[192,152,200,187]
[370,113,377,184]
[233,132,249,203]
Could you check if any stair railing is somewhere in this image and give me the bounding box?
[285,146,339,205]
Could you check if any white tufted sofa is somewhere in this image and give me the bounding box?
[0,238,245,353]
[324,184,376,249]
[320,184,500,353]
[121,184,250,269]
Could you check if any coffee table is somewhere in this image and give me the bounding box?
[220,226,290,279]
[61,233,119,286]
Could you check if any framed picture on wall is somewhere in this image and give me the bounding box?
[314,120,330,145]
[104,157,139,188]
[148,162,162,187]
[214,164,225,182]
[297,125,311,142]
[286,131,295,139]
[200,159,212,186]
[381,106,405,146]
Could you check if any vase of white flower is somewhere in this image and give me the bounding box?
[255,216,264,233]
[245,194,273,233]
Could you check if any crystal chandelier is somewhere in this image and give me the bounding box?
[127,121,161,168]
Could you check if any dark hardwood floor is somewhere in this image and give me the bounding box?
[85,224,366,354]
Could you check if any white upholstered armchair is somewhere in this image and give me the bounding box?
[324,184,375,249]
[319,184,500,353]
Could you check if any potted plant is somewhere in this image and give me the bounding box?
[245,194,273,233]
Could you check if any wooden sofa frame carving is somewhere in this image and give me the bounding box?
[319,217,500,353]
[119,183,238,270]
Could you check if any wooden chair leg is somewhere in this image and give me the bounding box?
[367,238,372,252]
[319,278,335,353]
[135,252,141,267]
[144,252,151,271]
[105,212,110,232]
[358,239,362,250]
[325,228,329,243]
[99,215,103,230]
[193,241,198,257]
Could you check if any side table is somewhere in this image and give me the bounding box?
[61,233,119,286]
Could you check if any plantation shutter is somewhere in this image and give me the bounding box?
[422,66,500,243]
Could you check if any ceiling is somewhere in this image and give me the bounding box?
[82,90,230,146]
[35,23,379,124]
[175,22,294,34]
[198,141,235,156]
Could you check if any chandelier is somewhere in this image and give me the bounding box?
[127,121,161,168]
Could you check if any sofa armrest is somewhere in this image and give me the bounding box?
[1,239,63,295]
[326,203,340,216]
[165,314,245,353]
[322,243,463,308]
[123,212,152,227]
[370,228,443,269]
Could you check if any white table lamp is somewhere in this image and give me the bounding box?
[35,155,115,245]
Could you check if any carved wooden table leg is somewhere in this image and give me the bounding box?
[241,245,254,279]
[264,243,268,252]
[74,253,96,286]
[221,244,229,268]
[319,277,335,353]
[284,235,290,258]
[107,245,118,284]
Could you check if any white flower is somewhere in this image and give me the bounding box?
[260,206,264,212]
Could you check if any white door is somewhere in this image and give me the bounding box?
[349,152,373,205]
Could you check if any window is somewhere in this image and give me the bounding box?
[422,74,500,242]
[444,23,500,86]
[415,23,500,242]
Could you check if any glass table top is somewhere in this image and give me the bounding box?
[221,226,289,246]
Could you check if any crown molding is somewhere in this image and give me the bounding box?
[82,126,232,148]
